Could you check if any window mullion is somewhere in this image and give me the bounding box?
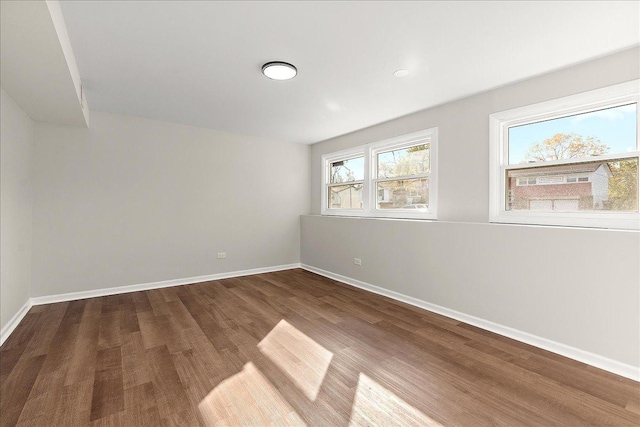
[374,173,429,183]
[505,152,639,170]
[327,180,364,188]
[323,128,437,219]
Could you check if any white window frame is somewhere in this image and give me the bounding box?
[321,128,438,219]
[489,80,640,230]
[566,175,589,183]
[323,148,367,215]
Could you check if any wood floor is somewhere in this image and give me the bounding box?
[1,269,638,426]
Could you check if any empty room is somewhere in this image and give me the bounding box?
[1,1,639,426]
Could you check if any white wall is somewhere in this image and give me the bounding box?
[1,89,35,331]
[303,48,640,372]
[32,111,309,297]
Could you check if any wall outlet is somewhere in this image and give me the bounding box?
[217,252,227,259]
[354,258,362,265]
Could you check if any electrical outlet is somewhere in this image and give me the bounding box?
[354,258,362,265]
[217,252,227,259]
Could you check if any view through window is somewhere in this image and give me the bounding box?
[328,157,364,210]
[507,103,638,213]
[321,128,438,219]
[490,81,639,229]
[375,144,430,211]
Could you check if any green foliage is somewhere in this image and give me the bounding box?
[608,159,638,210]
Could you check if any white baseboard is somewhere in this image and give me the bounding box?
[0,299,33,347]
[6,262,637,381]
[301,264,640,382]
[3,264,301,346]
[30,263,301,305]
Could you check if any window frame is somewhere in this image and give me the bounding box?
[323,148,367,215]
[321,128,438,219]
[489,80,640,230]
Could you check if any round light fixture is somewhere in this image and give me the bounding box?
[262,61,297,80]
[393,69,409,77]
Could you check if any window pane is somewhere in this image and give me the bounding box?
[330,157,364,184]
[377,144,429,179]
[376,178,429,210]
[328,184,363,209]
[508,103,637,165]
[506,158,638,212]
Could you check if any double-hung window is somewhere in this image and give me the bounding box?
[326,153,365,212]
[490,80,639,229]
[322,128,437,219]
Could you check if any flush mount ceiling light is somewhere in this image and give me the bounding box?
[393,69,409,77]
[262,61,297,80]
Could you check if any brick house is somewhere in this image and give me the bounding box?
[508,162,612,211]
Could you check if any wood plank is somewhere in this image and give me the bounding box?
[21,303,69,358]
[120,294,140,335]
[145,345,192,424]
[0,354,46,427]
[64,298,102,386]
[121,331,152,390]
[1,269,637,426]
[0,311,43,351]
[90,346,125,421]
[51,378,94,426]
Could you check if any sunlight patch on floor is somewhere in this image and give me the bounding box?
[348,373,443,427]
[198,362,306,426]
[257,319,333,401]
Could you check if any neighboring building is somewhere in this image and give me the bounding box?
[508,162,612,211]
[378,180,429,209]
[330,181,429,210]
[330,184,363,209]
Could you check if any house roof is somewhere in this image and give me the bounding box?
[509,162,612,177]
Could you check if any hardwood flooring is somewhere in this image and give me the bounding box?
[1,268,638,426]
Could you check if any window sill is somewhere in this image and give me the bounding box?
[490,212,639,231]
[306,214,640,233]
[319,212,438,222]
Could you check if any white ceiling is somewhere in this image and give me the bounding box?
[1,1,88,127]
[59,1,639,144]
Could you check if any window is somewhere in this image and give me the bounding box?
[490,80,639,230]
[327,156,364,210]
[321,128,438,219]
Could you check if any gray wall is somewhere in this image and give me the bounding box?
[301,216,639,366]
[310,48,640,220]
[303,48,640,367]
[1,89,34,331]
[32,111,309,297]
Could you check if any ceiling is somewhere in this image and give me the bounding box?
[1,1,88,127]
[59,1,639,144]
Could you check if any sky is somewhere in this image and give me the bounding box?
[508,103,637,164]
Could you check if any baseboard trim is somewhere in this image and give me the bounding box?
[0,299,33,347]
[30,263,301,306]
[300,264,640,382]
